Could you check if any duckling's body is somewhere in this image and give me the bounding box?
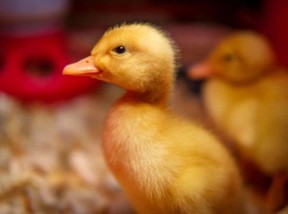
[189,31,288,210]
[64,23,246,213]
[103,94,244,214]
[204,69,288,175]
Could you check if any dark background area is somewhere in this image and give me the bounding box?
[68,0,263,28]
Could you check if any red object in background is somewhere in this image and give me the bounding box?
[261,0,288,67]
[0,32,97,103]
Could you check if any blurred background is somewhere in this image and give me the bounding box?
[1,0,287,102]
[0,0,287,213]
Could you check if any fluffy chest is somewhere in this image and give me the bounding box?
[101,103,173,201]
[203,80,259,148]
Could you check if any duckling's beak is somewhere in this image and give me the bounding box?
[63,56,100,77]
[187,61,212,79]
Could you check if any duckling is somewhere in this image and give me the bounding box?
[188,31,288,211]
[63,23,247,214]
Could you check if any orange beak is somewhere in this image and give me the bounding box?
[187,61,213,80]
[63,56,100,77]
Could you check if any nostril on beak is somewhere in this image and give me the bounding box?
[63,56,100,76]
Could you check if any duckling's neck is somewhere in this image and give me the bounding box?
[122,89,171,108]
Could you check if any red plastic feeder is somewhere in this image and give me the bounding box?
[0,32,98,103]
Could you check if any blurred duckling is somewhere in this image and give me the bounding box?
[188,31,288,211]
[64,23,248,214]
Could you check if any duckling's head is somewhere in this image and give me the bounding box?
[189,31,276,83]
[64,23,178,104]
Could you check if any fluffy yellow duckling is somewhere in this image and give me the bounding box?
[64,23,247,214]
[188,31,288,210]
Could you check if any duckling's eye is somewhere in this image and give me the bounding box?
[223,53,234,62]
[113,46,127,54]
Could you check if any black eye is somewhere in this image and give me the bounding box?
[113,46,126,54]
[223,53,234,62]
